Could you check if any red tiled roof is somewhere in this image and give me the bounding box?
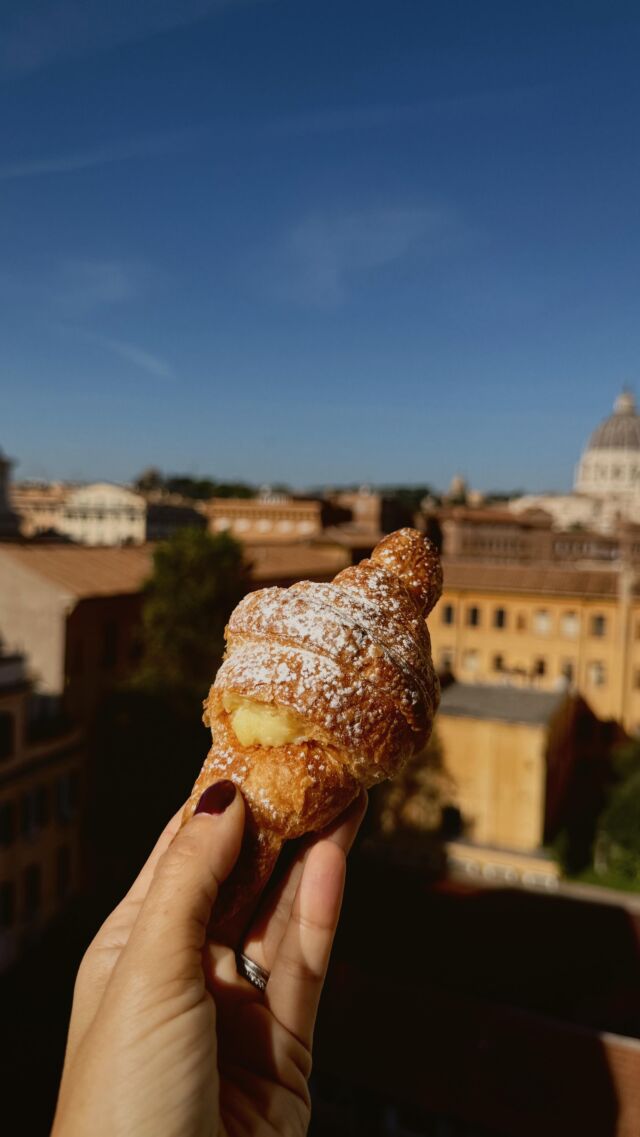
[0,540,349,599]
[442,558,624,598]
[0,544,153,598]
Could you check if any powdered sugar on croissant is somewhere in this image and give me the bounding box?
[184,528,442,922]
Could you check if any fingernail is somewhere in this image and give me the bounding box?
[195,780,236,816]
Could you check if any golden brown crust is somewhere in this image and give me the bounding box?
[370,528,443,616]
[183,528,441,924]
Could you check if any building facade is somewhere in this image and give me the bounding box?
[0,545,151,724]
[204,494,322,542]
[0,651,84,972]
[12,481,147,545]
[437,683,620,887]
[11,482,70,539]
[61,483,146,546]
[430,560,640,732]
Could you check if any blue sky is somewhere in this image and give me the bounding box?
[3,0,640,492]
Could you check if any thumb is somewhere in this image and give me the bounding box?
[122,780,245,984]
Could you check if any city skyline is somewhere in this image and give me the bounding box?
[3,2,640,489]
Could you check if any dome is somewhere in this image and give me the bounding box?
[588,391,640,451]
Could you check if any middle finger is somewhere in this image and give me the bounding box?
[240,790,367,973]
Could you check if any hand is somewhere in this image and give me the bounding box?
[52,782,366,1137]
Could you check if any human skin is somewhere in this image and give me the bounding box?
[51,782,367,1137]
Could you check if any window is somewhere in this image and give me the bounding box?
[23,863,41,919]
[56,845,72,901]
[492,653,504,672]
[533,658,546,677]
[0,712,15,762]
[561,611,579,639]
[56,772,78,824]
[590,614,607,638]
[516,613,527,632]
[466,606,481,628]
[0,881,15,929]
[102,621,119,669]
[20,791,39,840]
[533,609,551,635]
[562,660,575,684]
[36,785,50,828]
[439,648,454,671]
[493,608,507,629]
[0,801,15,848]
[461,649,479,674]
[441,604,455,626]
[587,661,606,687]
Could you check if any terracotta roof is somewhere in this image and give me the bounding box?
[439,682,566,725]
[0,544,153,598]
[442,558,625,598]
[0,540,349,599]
[439,507,551,527]
[244,541,349,581]
[315,526,384,550]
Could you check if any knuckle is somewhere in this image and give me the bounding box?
[159,830,202,879]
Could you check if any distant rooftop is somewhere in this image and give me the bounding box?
[443,558,625,598]
[0,539,349,600]
[0,544,153,599]
[439,682,566,726]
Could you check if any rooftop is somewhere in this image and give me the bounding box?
[442,558,626,598]
[0,539,350,599]
[439,682,566,726]
[438,506,552,528]
[315,525,384,550]
[0,544,154,598]
[245,540,349,580]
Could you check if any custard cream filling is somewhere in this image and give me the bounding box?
[222,692,317,748]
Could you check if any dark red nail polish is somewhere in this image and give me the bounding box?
[195,780,236,816]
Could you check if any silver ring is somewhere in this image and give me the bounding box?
[237,952,270,992]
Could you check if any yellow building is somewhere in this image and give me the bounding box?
[0,651,84,972]
[436,682,620,887]
[438,684,553,852]
[430,560,640,733]
[203,493,322,542]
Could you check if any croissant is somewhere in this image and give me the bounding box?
[183,527,442,923]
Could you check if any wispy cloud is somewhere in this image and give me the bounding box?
[0,0,259,79]
[258,205,453,307]
[0,127,204,184]
[66,327,174,378]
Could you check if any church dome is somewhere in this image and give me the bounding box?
[574,390,640,500]
[588,391,640,451]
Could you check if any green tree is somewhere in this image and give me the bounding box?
[598,770,640,883]
[135,528,250,703]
